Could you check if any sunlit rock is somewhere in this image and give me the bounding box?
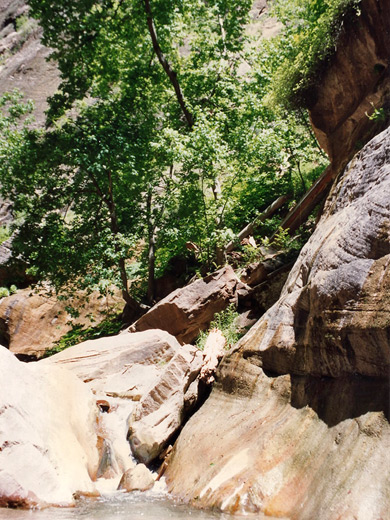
[0,346,99,508]
[117,464,155,492]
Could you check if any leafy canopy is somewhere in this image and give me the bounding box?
[0,1,328,304]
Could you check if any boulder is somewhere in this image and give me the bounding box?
[42,329,184,476]
[128,343,203,464]
[0,286,124,359]
[117,464,154,492]
[164,126,390,518]
[42,329,182,398]
[0,346,99,508]
[129,265,240,344]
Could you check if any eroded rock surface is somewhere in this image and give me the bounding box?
[0,287,123,359]
[43,329,206,473]
[128,343,203,464]
[0,347,99,508]
[129,265,240,344]
[243,126,390,379]
[308,0,390,170]
[164,127,390,518]
[166,356,390,519]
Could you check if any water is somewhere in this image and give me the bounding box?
[0,491,234,520]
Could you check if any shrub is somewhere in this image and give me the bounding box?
[196,303,242,350]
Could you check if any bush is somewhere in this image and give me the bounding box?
[196,303,242,350]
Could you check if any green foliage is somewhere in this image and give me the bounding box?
[9,285,17,295]
[0,226,11,245]
[0,2,328,304]
[0,287,10,298]
[268,0,362,109]
[365,103,386,122]
[196,303,241,350]
[42,313,123,358]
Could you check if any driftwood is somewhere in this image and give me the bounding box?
[200,329,227,384]
[225,195,289,254]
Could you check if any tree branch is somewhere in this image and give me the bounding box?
[143,0,194,128]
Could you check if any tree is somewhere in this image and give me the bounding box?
[0,1,327,307]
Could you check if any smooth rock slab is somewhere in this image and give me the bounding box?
[0,346,99,508]
[43,329,184,476]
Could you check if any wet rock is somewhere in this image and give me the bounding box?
[117,464,154,492]
[129,265,240,344]
[0,346,99,508]
[43,329,184,476]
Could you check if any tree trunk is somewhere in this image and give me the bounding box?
[276,164,335,236]
[146,190,156,305]
[225,195,290,254]
[143,0,194,128]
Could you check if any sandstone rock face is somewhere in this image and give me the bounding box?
[117,464,155,492]
[0,287,123,359]
[128,343,203,464]
[43,330,204,472]
[308,0,390,170]
[0,346,99,508]
[166,356,390,519]
[0,0,60,126]
[164,128,390,518]
[129,266,240,344]
[242,126,390,379]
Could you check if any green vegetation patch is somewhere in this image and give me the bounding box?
[196,303,242,351]
[268,0,362,109]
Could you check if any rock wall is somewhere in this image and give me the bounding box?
[308,0,390,170]
[164,126,390,519]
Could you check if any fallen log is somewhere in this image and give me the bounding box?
[276,164,336,236]
[225,195,290,254]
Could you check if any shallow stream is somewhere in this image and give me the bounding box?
[0,490,234,520]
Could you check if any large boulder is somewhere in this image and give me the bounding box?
[0,346,99,508]
[0,287,124,359]
[129,265,240,344]
[164,127,390,518]
[242,126,390,379]
[127,343,203,464]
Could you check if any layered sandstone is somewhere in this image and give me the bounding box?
[165,126,390,519]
